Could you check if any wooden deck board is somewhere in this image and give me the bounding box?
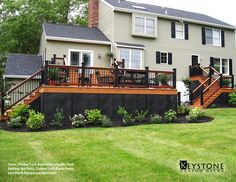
[39,86,177,95]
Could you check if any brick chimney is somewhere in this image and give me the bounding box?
[88,0,99,28]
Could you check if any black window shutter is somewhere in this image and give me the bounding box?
[210,57,214,67]
[184,24,189,40]
[229,59,233,75]
[171,22,176,38]
[221,30,225,47]
[202,27,206,45]
[168,52,172,65]
[156,52,161,64]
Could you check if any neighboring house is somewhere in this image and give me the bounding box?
[2,0,236,121]
[4,54,43,88]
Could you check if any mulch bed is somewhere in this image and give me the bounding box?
[0,115,214,132]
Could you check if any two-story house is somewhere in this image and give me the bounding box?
[2,0,236,121]
[37,0,236,97]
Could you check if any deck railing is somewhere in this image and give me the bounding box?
[46,62,177,89]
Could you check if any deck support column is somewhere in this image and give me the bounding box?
[200,90,204,106]
[173,68,176,88]
[145,67,149,88]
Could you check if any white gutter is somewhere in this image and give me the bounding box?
[46,36,112,45]
[3,75,31,79]
[113,7,236,30]
[115,43,146,50]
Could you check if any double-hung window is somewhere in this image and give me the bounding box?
[205,28,221,46]
[133,14,157,37]
[175,22,184,39]
[119,48,142,69]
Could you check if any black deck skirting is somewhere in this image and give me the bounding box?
[31,93,177,125]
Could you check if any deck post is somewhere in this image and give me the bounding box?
[173,68,177,88]
[44,61,49,85]
[220,74,223,88]
[200,90,204,106]
[189,90,193,105]
[114,64,119,87]
[145,67,149,88]
[177,92,181,106]
[208,65,212,85]
[81,62,85,86]
[232,75,234,89]
[1,93,4,115]
[189,65,192,77]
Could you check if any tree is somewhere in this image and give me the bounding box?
[0,0,88,55]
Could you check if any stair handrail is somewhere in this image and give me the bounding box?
[203,76,220,93]
[199,65,209,76]
[2,67,45,97]
[1,66,45,114]
[192,77,210,93]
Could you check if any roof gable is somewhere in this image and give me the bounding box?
[43,23,111,43]
[4,54,43,77]
[104,0,235,29]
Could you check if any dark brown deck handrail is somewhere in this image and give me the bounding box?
[1,67,45,113]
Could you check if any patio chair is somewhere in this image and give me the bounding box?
[95,71,114,85]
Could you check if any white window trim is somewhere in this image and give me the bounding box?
[160,52,168,65]
[119,48,143,69]
[132,13,157,38]
[190,54,200,65]
[68,49,94,66]
[213,58,229,75]
[205,28,222,47]
[175,22,185,40]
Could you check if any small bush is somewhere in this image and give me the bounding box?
[51,108,64,127]
[8,117,23,128]
[134,109,149,122]
[164,109,177,122]
[186,107,205,122]
[101,115,112,127]
[26,110,45,130]
[9,104,29,123]
[150,114,162,124]
[158,74,171,85]
[85,109,103,124]
[70,114,87,128]
[177,104,190,115]
[117,106,134,125]
[229,91,236,106]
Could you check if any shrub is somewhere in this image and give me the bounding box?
[7,117,22,128]
[228,91,236,106]
[117,106,134,125]
[150,114,162,124]
[186,107,205,122]
[26,110,45,130]
[177,104,190,115]
[101,115,112,127]
[70,114,87,128]
[134,109,149,122]
[85,109,103,124]
[50,108,64,127]
[158,74,171,85]
[9,104,29,123]
[164,109,177,122]
[222,79,230,87]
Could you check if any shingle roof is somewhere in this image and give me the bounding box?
[105,0,235,29]
[4,54,43,76]
[43,23,110,42]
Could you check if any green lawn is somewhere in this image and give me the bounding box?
[0,108,236,182]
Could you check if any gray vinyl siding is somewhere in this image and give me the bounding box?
[99,0,114,42]
[45,40,111,67]
[39,31,46,61]
[112,11,236,80]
